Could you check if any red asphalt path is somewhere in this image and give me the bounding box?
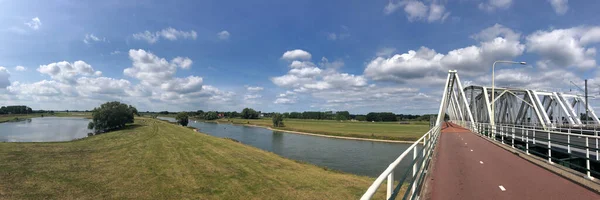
[427,123,599,200]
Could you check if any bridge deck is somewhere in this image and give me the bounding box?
[425,123,599,200]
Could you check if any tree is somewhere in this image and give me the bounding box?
[87,122,95,130]
[366,112,382,122]
[204,111,218,120]
[241,108,259,119]
[129,105,140,116]
[91,101,136,133]
[176,112,189,126]
[355,115,367,121]
[335,111,350,121]
[272,113,284,127]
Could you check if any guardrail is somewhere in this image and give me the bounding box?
[461,121,600,179]
[361,124,442,200]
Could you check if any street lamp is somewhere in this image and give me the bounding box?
[491,61,527,129]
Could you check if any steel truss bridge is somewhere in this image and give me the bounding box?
[361,70,600,200]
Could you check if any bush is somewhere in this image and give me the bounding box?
[176,112,189,126]
[91,101,137,133]
[272,113,284,127]
[87,122,95,130]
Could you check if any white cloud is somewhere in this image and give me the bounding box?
[0,67,10,88]
[479,0,513,12]
[133,28,197,44]
[319,57,344,69]
[385,1,450,23]
[83,34,106,44]
[124,49,193,86]
[246,86,264,92]
[365,47,444,83]
[281,49,312,61]
[76,77,131,96]
[217,30,230,40]
[526,26,600,69]
[376,47,397,57]
[24,17,41,30]
[110,50,121,55]
[37,61,100,83]
[365,24,524,81]
[274,97,296,104]
[244,94,262,100]
[15,66,26,71]
[548,0,568,15]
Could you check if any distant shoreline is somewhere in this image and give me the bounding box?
[218,122,418,144]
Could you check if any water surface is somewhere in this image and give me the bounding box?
[0,117,91,142]
[160,117,416,177]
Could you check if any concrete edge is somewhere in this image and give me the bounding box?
[474,132,600,194]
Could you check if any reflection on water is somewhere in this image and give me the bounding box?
[159,117,414,177]
[0,117,91,142]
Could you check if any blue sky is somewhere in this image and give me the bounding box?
[0,0,599,114]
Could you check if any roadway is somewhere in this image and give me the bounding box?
[424,123,599,200]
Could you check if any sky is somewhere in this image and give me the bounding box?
[0,0,599,114]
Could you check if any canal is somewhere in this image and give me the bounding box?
[160,117,416,177]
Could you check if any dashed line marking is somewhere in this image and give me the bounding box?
[470,149,473,152]
[479,161,484,164]
[465,143,467,145]
[499,185,506,191]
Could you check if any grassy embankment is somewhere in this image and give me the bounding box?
[0,117,386,199]
[208,118,430,141]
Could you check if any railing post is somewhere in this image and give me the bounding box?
[568,134,571,154]
[587,137,591,178]
[512,127,515,148]
[501,125,504,144]
[533,129,536,144]
[548,132,552,163]
[594,131,598,160]
[411,147,417,196]
[526,129,529,154]
[387,172,393,199]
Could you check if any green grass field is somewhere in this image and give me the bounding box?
[0,118,385,199]
[213,118,431,141]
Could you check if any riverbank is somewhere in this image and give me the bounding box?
[0,117,385,199]
[0,112,92,123]
[244,123,418,144]
[205,118,429,142]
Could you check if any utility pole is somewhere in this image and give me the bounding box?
[585,79,588,125]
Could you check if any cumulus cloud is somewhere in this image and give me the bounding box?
[526,26,600,69]
[385,1,450,23]
[217,30,230,40]
[479,0,513,12]
[365,24,524,81]
[246,86,264,92]
[25,17,41,30]
[83,34,106,44]
[133,27,197,44]
[15,66,26,71]
[37,60,101,83]
[548,0,568,15]
[124,49,193,86]
[274,91,297,104]
[281,49,312,61]
[0,67,10,88]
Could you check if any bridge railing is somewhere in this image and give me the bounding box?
[458,121,600,179]
[361,124,442,200]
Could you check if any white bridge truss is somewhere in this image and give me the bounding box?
[440,70,600,130]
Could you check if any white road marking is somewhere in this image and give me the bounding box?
[479,161,484,164]
[470,149,473,152]
[499,185,506,191]
[465,143,467,145]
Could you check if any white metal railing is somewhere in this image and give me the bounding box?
[361,124,442,200]
[458,120,600,179]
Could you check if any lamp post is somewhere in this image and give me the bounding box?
[491,61,527,130]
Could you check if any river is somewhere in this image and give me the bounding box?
[159,117,415,177]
